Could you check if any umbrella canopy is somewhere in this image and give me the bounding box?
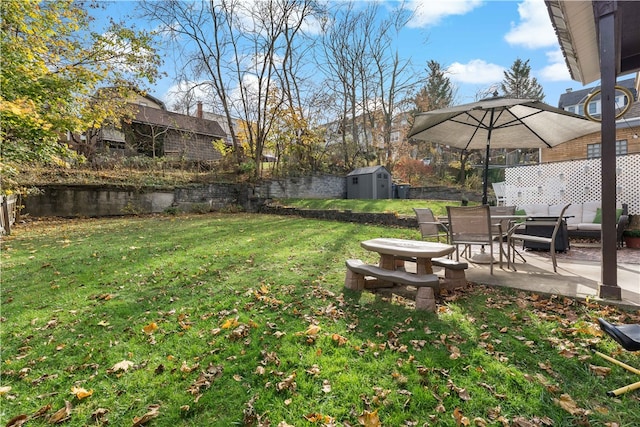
[408,95,601,204]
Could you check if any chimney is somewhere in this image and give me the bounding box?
[197,101,203,119]
[566,88,573,93]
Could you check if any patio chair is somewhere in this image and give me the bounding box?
[446,205,496,274]
[508,203,570,273]
[413,208,449,243]
[490,205,516,267]
[491,182,507,206]
[594,318,640,397]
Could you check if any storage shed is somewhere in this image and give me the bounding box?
[346,166,392,199]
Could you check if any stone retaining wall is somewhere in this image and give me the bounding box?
[260,204,417,228]
[21,177,479,219]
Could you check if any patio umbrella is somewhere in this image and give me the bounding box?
[408,94,600,204]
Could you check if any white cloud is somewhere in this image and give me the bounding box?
[406,0,483,28]
[539,50,572,81]
[447,59,504,84]
[504,0,557,49]
[162,80,211,111]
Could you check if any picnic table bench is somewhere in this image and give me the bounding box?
[344,259,439,311]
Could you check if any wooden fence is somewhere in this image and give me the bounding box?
[1,194,19,235]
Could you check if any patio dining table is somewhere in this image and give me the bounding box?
[437,213,529,266]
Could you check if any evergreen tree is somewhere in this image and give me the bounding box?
[500,58,544,100]
[414,60,454,113]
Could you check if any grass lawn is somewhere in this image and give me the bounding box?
[274,198,464,217]
[2,213,639,426]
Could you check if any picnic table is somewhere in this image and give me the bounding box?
[360,238,455,275]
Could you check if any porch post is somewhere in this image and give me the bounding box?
[595,1,621,299]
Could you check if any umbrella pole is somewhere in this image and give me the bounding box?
[482,141,490,205]
[482,108,494,206]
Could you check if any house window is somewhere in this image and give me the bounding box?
[587,140,628,158]
[352,177,358,184]
[577,104,584,116]
[616,139,628,155]
[587,143,600,158]
[588,101,597,115]
[565,106,575,114]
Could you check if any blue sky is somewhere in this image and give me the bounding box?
[93,0,601,109]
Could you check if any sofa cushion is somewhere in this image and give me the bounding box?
[577,223,602,231]
[519,204,548,217]
[549,203,582,226]
[582,201,601,223]
[592,207,623,223]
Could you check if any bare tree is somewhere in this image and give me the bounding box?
[319,2,418,170]
[319,3,376,169]
[367,5,416,167]
[142,0,320,179]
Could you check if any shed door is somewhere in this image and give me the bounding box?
[375,172,389,199]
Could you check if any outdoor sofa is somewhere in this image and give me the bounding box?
[516,201,629,246]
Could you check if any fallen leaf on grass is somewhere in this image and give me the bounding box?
[5,414,28,427]
[358,409,380,427]
[304,413,334,423]
[107,360,134,374]
[276,372,297,392]
[448,345,462,360]
[452,407,470,426]
[221,318,239,329]
[304,325,321,335]
[132,404,160,427]
[553,393,590,416]
[589,364,611,377]
[186,364,223,400]
[49,400,72,424]
[473,417,488,426]
[71,386,93,399]
[0,385,12,395]
[332,333,348,346]
[91,408,109,422]
[142,322,158,334]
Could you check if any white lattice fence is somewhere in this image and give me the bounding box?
[504,153,640,214]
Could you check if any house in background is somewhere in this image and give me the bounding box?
[72,92,228,162]
[346,166,392,199]
[542,75,640,163]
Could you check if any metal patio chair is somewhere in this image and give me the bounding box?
[413,208,449,243]
[508,203,571,273]
[446,205,496,274]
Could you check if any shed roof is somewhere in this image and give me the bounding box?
[347,166,389,176]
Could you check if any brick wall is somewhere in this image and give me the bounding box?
[542,126,640,163]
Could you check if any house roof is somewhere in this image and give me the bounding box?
[545,0,640,85]
[347,166,389,176]
[133,105,226,138]
[558,77,637,109]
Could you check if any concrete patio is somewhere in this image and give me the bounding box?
[445,243,640,308]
